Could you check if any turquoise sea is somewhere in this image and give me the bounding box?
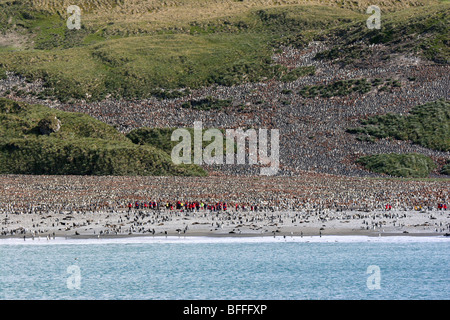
[0,236,449,300]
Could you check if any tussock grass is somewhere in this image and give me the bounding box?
[356,153,437,178]
[313,3,450,64]
[347,100,450,152]
[126,126,232,157]
[0,98,207,175]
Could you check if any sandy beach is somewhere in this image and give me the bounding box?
[0,174,448,239]
[1,208,449,239]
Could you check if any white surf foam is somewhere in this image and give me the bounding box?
[0,235,448,245]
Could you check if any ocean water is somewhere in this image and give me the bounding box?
[0,236,449,300]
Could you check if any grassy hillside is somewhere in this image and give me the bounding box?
[0,3,361,100]
[349,99,449,177]
[346,100,450,152]
[25,1,442,27]
[0,98,207,175]
[1,1,447,101]
[312,3,450,64]
[356,153,437,178]
[0,1,448,178]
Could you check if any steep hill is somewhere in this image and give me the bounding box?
[0,0,448,177]
[1,1,448,101]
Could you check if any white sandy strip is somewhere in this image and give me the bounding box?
[0,235,448,245]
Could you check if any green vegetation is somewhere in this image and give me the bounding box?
[356,153,437,178]
[127,128,179,155]
[280,66,315,82]
[0,32,283,101]
[0,1,447,102]
[314,44,370,65]
[350,100,449,177]
[150,89,191,100]
[0,98,206,176]
[441,160,450,175]
[347,100,450,152]
[0,1,84,49]
[314,3,450,64]
[0,3,360,101]
[126,126,233,158]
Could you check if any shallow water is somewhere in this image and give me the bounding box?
[0,236,449,300]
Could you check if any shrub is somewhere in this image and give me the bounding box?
[441,161,450,175]
[356,153,437,178]
[0,68,6,80]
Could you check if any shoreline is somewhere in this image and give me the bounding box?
[0,233,448,245]
[1,226,448,241]
[2,208,449,240]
